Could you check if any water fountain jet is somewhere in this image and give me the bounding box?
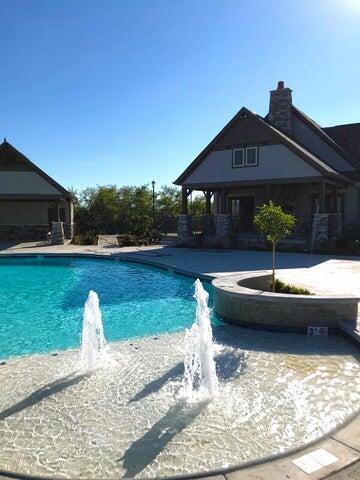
[182,279,218,400]
[80,290,107,371]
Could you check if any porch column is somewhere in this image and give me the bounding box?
[203,190,213,214]
[318,180,326,213]
[181,186,188,214]
[331,184,338,213]
[214,188,232,248]
[219,188,228,214]
[178,186,193,246]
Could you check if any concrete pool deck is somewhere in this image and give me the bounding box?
[0,241,359,480]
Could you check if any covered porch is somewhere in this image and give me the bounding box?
[0,195,74,241]
[178,178,345,249]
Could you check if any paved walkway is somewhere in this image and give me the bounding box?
[325,461,360,480]
[1,241,359,292]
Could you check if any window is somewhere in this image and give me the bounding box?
[232,148,244,168]
[232,147,258,168]
[246,147,258,166]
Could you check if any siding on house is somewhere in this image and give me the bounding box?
[185,144,319,185]
[0,171,63,195]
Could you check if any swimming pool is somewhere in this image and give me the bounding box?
[0,256,215,359]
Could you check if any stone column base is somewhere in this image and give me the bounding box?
[51,222,65,245]
[215,214,232,248]
[177,214,193,246]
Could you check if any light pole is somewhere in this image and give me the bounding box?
[151,180,156,228]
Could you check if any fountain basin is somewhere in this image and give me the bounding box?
[0,255,359,479]
[0,329,359,479]
[213,272,360,334]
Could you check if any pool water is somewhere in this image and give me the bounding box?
[0,256,216,359]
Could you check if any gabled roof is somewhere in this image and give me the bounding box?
[291,106,360,169]
[324,122,360,164]
[174,107,351,186]
[0,140,72,199]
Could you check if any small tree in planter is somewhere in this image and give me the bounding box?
[254,202,296,292]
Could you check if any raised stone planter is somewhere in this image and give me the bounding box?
[213,272,360,334]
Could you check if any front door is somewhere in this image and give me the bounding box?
[229,196,255,232]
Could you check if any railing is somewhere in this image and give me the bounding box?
[231,215,255,234]
[191,216,202,234]
[344,222,360,242]
[189,214,314,237]
[293,215,313,237]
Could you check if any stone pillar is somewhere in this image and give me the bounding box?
[312,213,329,249]
[177,214,193,245]
[215,214,232,248]
[50,221,65,245]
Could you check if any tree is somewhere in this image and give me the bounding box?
[253,201,296,291]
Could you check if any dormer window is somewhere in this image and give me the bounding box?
[232,147,258,168]
[246,147,258,166]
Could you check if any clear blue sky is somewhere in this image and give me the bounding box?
[1,0,359,191]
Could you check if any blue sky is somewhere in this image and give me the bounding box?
[1,0,360,191]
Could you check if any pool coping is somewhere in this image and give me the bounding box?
[0,252,359,480]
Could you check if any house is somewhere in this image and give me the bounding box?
[174,82,360,249]
[0,139,74,242]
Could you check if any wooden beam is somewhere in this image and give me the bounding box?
[319,180,325,213]
[181,186,188,214]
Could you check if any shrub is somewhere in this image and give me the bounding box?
[271,279,311,295]
[72,232,98,245]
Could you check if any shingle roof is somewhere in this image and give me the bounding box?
[174,107,351,185]
[324,123,360,164]
[291,106,360,169]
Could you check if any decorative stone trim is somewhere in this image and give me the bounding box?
[213,272,360,333]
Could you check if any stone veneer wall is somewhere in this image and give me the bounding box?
[213,273,359,333]
[0,224,49,241]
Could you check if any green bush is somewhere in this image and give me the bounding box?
[72,232,98,245]
[271,279,311,295]
[117,234,151,247]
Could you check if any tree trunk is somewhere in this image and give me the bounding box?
[272,241,276,292]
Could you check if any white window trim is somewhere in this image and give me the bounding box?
[232,148,245,168]
[246,146,258,166]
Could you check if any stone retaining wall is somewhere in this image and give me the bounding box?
[213,272,360,333]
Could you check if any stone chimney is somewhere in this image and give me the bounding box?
[268,81,293,135]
